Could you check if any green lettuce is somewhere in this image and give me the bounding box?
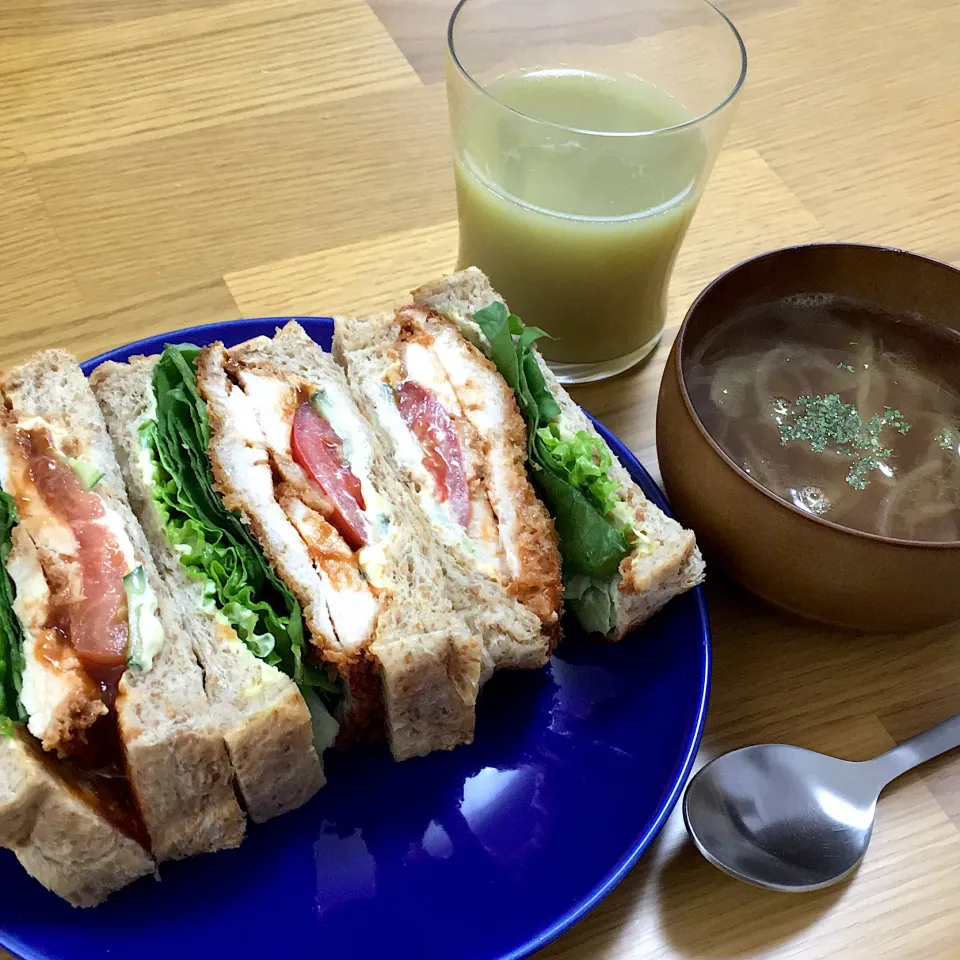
[536,423,623,521]
[564,575,621,636]
[0,494,25,734]
[472,303,631,632]
[143,345,341,709]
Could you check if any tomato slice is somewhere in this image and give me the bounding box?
[27,448,129,674]
[396,381,470,528]
[291,402,369,551]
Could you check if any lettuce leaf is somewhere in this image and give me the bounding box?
[472,302,630,584]
[145,345,341,708]
[0,493,25,733]
[536,423,623,520]
[532,468,629,579]
[564,574,619,636]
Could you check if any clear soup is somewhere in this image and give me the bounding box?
[685,294,960,542]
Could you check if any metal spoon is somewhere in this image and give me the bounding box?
[682,713,960,892]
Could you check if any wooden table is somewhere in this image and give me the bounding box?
[2,0,959,957]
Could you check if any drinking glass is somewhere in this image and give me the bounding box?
[446,0,746,383]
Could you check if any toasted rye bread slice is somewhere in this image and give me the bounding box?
[91,355,324,823]
[333,306,562,669]
[0,732,156,907]
[412,269,706,641]
[0,350,246,858]
[196,322,482,759]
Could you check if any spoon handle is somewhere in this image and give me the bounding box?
[868,712,960,786]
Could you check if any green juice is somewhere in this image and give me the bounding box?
[454,68,707,368]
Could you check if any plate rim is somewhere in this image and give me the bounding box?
[518,414,710,959]
[4,317,710,960]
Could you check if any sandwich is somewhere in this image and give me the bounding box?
[194,323,482,758]
[92,348,328,820]
[410,269,706,640]
[0,350,246,906]
[0,487,153,909]
[332,305,564,672]
[94,322,530,764]
[0,274,699,907]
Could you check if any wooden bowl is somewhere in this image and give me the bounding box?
[657,243,960,631]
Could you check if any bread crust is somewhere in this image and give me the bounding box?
[220,680,324,821]
[372,624,479,760]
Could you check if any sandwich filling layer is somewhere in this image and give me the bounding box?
[233,364,389,653]
[136,345,342,717]
[359,306,562,630]
[208,345,412,647]
[0,421,163,847]
[466,302,659,634]
[368,329,506,580]
[0,422,165,755]
[0,494,26,735]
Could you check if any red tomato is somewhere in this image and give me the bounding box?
[27,451,129,672]
[291,402,369,551]
[396,381,470,528]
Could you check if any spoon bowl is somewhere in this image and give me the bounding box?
[683,745,877,891]
[682,713,960,891]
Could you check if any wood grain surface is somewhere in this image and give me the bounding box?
[2,0,959,957]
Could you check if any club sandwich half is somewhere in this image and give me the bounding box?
[333,305,564,678]
[0,351,245,907]
[411,269,706,640]
[93,346,329,823]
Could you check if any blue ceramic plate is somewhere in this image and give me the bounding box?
[0,318,709,960]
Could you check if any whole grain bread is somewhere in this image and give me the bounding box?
[91,355,325,823]
[0,350,246,859]
[0,733,156,907]
[196,322,482,759]
[333,307,563,671]
[412,269,706,641]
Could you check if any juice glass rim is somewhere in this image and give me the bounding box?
[446,0,747,139]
